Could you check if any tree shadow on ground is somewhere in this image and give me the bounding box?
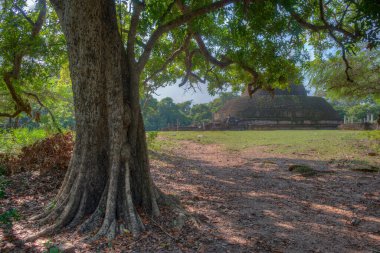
[1,168,245,252]
[150,147,380,253]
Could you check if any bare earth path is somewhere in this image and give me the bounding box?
[1,138,379,252]
[151,139,380,253]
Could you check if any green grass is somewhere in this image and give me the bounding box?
[157,130,380,163]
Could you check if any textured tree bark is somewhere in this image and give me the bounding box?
[30,0,159,240]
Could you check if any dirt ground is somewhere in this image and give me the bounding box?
[151,140,380,253]
[1,139,380,252]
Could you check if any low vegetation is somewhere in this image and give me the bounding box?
[158,130,380,164]
[0,129,73,175]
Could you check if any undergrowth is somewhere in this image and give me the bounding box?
[0,164,8,198]
[362,130,380,152]
[0,208,20,225]
[0,130,73,174]
[0,128,50,154]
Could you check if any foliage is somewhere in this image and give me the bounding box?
[330,99,380,121]
[0,128,50,154]
[142,92,238,130]
[190,103,213,124]
[1,0,378,126]
[134,0,380,99]
[44,241,61,253]
[308,49,380,100]
[361,130,380,152]
[0,208,20,225]
[0,174,8,199]
[142,96,191,130]
[0,1,69,128]
[0,163,7,198]
[146,131,158,144]
[2,132,73,174]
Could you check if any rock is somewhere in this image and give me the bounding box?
[58,242,76,253]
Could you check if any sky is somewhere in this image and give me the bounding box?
[153,84,218,104]
[153,43,319,105]
[154,80,315,105]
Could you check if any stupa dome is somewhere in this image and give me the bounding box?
[213,84,341,129]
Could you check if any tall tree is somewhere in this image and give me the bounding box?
[5,0,375,240]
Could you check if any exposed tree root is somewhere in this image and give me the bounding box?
[26,152,162,242]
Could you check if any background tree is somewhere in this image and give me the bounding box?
[308,49,380,100]
[0,0,67,130]
[1,0,376,241]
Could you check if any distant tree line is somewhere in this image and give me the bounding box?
[330,99,380,122]
[141,92,238,131]
[141,91,380,131]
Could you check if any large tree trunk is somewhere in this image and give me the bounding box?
[31,0,159,240]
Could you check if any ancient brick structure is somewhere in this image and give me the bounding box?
[212,84,341,129]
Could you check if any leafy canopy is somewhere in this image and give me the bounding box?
[1,0,379,124]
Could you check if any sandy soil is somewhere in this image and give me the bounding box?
[1,139,379,252]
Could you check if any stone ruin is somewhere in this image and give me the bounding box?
[211,84,341,130]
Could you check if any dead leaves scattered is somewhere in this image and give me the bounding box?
[2,133,73,175]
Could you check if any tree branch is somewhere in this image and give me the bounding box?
[193,32,261,95]
[14,4,35,26]
[49,0,65,20]
[193,33,233,68]
[23,92,62,133]
[137,0,238,72]
[157,1,176,25]
[318,0,353,82]
[143,33,191,85]
[127,1,144,65]
[2,0,46,117]
[289,10,358,39]
[176,0,261,95]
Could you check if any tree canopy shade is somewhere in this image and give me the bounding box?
[1,0,378,241]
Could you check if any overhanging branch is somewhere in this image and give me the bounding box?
[14,4,35,26]
[137,0,238,72]
[318,0,353,82]
[143,33,192,85]
[176,0,261,95]
[1,0,46,118]
[23,92,62,133]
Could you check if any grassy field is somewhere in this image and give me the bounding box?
[155,130,380,164]
[1,128,379,165]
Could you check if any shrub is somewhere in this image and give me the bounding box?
[147,131,158,144]
[0,176,8,199]
[4,132,74,174]
[0,208,20,225]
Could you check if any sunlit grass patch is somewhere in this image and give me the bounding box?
[157,130,379,165]
[0,128,50,154]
